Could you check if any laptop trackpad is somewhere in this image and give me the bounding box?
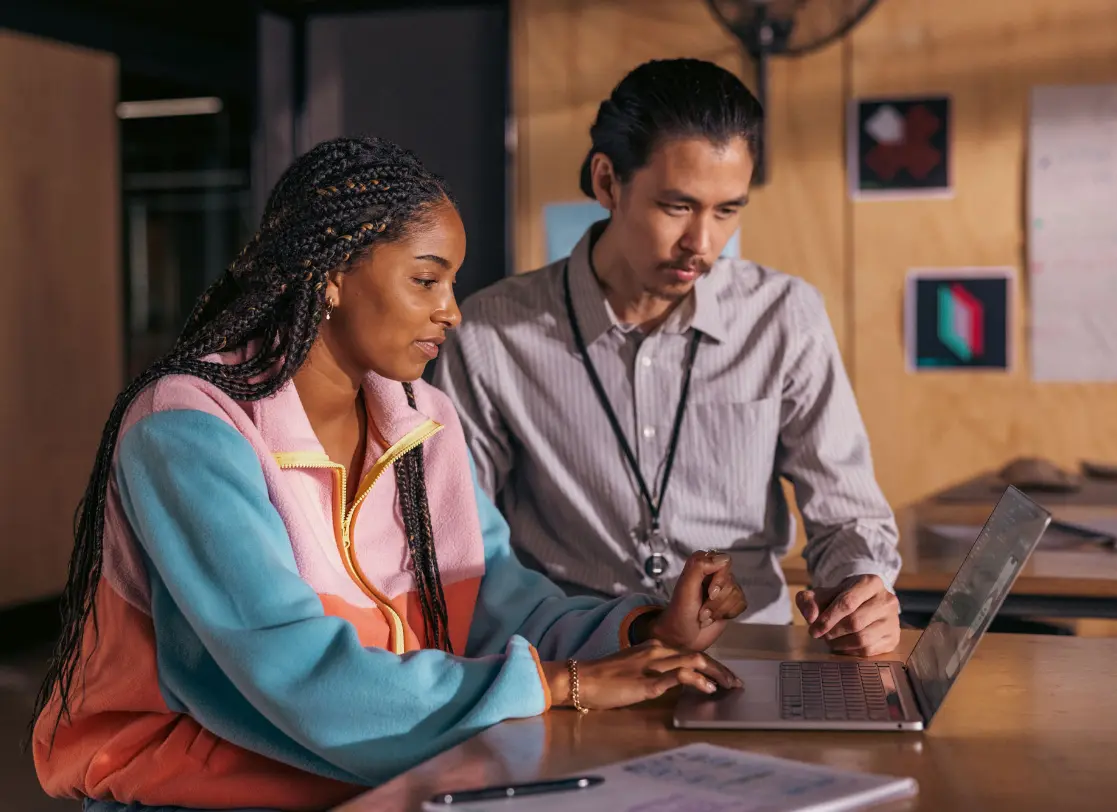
[726,660,779,703]
[742,674,777,702]
[673,659,783,727]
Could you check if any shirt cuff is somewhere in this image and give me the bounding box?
[810,562,899,594]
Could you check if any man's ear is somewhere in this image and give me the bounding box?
[590,153,622,213]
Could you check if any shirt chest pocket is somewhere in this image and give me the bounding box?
[677,397,782,517]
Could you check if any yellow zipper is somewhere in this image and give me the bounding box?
[273,419,444,654]
[342,420,444,540]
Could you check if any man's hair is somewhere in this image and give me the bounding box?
[31,136,458,744]
[579,58,764,197]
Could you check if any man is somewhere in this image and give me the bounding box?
[434,58,902,656]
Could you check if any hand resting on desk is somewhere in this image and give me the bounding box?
[796,574,901,657]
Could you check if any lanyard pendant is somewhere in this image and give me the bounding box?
[642,524,670,578]
[644,554,669,578]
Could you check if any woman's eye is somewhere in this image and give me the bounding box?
[413,278,437,289]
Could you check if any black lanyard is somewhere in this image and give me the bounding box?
[562,261,701,542]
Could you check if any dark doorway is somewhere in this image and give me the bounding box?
[304,4,511,306]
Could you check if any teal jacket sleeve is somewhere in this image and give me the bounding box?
[114,409,552,787]
[465,453,665,662]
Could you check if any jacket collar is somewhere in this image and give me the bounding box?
[257,374,431,455]
[209,344,431,454]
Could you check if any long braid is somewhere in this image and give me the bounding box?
[31,136,458,743]
[395,382,454,652]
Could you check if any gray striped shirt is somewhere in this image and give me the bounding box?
[433,226,900,623]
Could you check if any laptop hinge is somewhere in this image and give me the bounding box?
[903,665,930,722]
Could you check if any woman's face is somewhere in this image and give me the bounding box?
[323,200,465,382]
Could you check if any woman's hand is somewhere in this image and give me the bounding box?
[634,550,748,652]
[541,640,742,711]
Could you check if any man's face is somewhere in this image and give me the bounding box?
[602,136,753,303]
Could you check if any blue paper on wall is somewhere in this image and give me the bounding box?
[543,200,740,263]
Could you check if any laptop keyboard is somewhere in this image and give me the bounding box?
[779,662,893,722]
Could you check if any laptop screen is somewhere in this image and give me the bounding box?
[905,486,1051,724]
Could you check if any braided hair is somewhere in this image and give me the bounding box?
[32,136,458,740]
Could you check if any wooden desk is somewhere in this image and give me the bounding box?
[337,625,1117,811]
[782,503,1117,619]
[934,471,1117,508]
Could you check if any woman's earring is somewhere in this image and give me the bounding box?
[324,298,336,321]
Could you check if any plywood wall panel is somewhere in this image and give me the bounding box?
[0,31,121,607]
[849,0,1117,508]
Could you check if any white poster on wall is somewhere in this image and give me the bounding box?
[1028,84,1117,382]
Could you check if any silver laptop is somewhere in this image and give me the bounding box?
[674,486,1051,732]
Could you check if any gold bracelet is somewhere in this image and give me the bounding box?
[566,658,588,714]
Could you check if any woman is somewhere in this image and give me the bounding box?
[31,136,748,811]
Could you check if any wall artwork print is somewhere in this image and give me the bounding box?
[849,96,952,200]
[905,268,1012,372]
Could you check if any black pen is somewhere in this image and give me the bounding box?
[426,775,604,805]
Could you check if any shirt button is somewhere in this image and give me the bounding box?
[642,426,656,439]
[640,356,653,368]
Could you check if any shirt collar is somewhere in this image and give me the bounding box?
[565,223,729,345]
[566,223,617,346]
[688,265,730,343]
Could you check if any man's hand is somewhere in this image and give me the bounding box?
[796,574,901,657]
[638,550,748,652]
